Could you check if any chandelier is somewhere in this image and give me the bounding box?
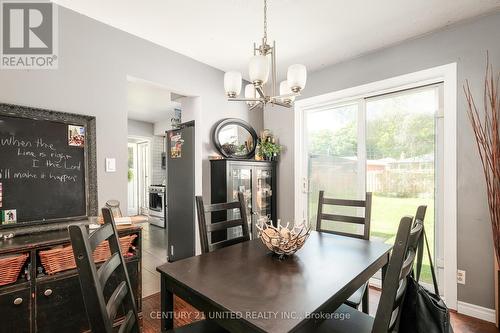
[223,0,307,110]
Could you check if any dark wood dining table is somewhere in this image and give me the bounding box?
[156,231,392,333]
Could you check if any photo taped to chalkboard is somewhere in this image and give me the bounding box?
[68,125,85,147]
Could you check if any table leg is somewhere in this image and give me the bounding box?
[161,274,174,331]
[381,252,390,284]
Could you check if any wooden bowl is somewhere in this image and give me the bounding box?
[256,220,311,257]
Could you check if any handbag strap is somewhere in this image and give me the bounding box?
[415,225,440,295]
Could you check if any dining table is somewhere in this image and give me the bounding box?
[156,231,392,333]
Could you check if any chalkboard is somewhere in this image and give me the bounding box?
[0,114,88,223]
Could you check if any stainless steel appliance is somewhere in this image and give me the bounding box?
[148,184,165,227]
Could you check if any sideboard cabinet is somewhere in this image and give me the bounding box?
[0,225,142,333]
[210,159,277,240]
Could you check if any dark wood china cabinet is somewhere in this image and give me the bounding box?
[210,159,277,240]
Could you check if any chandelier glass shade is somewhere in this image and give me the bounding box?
[224,0,307,109]
[224,71,242,98]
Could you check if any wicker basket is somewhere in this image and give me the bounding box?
[39,234,137,275]
[0,253,29,286]
[256,220,311,258]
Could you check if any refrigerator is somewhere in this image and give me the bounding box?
[166,121,195,262]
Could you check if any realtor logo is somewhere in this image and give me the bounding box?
[1,0,58,69]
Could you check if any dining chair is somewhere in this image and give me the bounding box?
[315,215,424,333]
[316,190,372,313]
[413,205,427,281]
[68,207,139,333]
[195,192,250,254]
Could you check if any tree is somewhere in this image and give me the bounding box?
[309,110,434,160]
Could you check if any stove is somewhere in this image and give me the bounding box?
[149,185,166,227]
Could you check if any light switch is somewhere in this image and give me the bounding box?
[105,158,116,172]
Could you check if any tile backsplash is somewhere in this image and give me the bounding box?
[151,135,166,185]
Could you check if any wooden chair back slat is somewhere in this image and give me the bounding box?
[118,310,136,333]
[106,281,128,320]
[88,223,113,251]
[196,192,250,254]
[320,213,366,224]
[325,230,366,240]
[322,197,367,207]
[316,191,372,240]
[204,201,241,212]
[206,218,244,232]
[209,236,250,252]
[372,217,424,333]
[97,252,121,288]
[68,207,139,333]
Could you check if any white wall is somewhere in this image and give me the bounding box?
[264,12,500,309]
[128,119,154,138]
[0,5,263,215]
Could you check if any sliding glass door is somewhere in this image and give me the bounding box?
[305,102,365,234]
[302,84,443,287]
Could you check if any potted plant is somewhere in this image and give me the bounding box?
[464,56,500,327]
[260,139,282,160]
[258,136,282,161]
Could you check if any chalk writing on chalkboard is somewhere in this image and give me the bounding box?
[0,114,87,222]
[0,135,82,183]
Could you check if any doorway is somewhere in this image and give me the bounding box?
[127,138,151,216]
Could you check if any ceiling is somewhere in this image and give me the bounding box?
[53,0,499,80]
[127,78,181,123]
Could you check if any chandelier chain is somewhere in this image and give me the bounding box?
[263,0,267,41]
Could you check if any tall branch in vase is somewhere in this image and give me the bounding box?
[464,55,500,265]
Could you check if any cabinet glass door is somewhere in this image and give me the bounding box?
[228,165,252,238]
[253,167,273,238]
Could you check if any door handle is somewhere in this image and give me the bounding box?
[13,297,23,305]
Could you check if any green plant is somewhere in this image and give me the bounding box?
[128,169,134,182]
[259,139,282,158]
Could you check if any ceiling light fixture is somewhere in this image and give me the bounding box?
[223,0,307,110]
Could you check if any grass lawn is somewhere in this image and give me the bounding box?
[371,194,435,283]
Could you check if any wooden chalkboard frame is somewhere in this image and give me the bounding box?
[0,103,97,231]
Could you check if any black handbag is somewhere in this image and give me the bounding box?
[399,227,453,333]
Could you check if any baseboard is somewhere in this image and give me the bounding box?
[457,301,496,323]
[370,278,496,323]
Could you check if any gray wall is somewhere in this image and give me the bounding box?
[264,106,295,223]
[264,12,500,309]
[0,6,263,214]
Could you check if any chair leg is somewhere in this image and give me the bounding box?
[361,288,369,314]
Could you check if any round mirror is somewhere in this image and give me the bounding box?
[213,118,258,159]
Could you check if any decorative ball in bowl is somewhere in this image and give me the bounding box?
[256,219,311,258]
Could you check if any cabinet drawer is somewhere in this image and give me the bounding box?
[0,287,31,333]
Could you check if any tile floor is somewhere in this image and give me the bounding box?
[138,219,168,298]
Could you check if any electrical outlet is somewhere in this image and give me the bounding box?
[457,270,466,285]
